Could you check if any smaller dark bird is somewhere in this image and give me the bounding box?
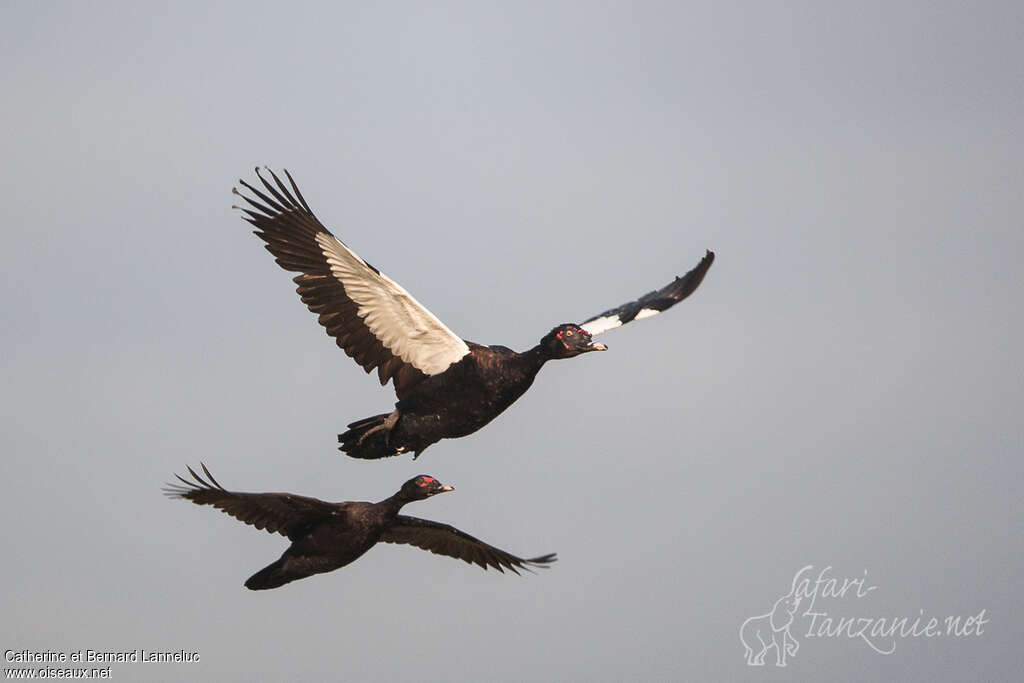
[164,464,556,590]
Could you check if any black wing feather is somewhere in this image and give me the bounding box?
[581,250,715,335]
[380,515,556,575]
[233,168,427,398]
[163,464,338,540]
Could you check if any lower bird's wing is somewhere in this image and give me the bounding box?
[380,515,556,574]
[580,250,714,336]
[164,464,338,540]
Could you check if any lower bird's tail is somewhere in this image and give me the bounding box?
[338,413,403,459]
[245,559,299,591]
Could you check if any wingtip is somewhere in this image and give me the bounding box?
[529,553,558,568]
[161,484,182,498]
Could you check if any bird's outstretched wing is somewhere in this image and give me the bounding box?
[580,250,715,336]
[380,516,557,574]
[234,168,470,399]
[164,464,338,540]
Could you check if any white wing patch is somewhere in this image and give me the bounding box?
[581,307,663,335]
[580,315,622,336]
[315,232,470,375]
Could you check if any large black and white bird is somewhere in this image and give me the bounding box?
[234,168,714,459]
[165,465,556,590]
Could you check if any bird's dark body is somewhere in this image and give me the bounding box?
[246,501,391,590]
[341,344,546,459]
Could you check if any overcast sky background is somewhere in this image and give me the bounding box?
[2,2,1021,681]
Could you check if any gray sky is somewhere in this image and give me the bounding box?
[2,2,1021,681]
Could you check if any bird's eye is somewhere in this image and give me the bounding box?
[565,329,574,336]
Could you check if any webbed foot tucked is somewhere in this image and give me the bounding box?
[339,411,406,459]
[356,410,399,446]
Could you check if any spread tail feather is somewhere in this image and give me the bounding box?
[245,559,300,591]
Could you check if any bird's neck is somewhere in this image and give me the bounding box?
[379,493,413,517]
[521,345,553,373]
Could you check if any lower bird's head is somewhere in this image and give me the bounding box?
[540,323,608,359]
[401,475,454,501]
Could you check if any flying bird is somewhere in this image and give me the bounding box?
[165,465,556,590]
[234,168,714,459]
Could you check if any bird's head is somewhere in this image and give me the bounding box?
[540,323,607,359]
[401,475,454,501]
